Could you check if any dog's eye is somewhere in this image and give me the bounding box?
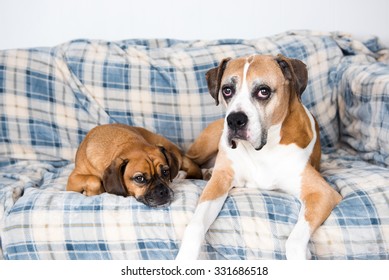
[161,166,170,177]
[256,86,271,100]
[162,169,170,177]
[134,175,146,184]
[222,86,235,98]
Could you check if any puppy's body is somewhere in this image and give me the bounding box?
[176,54,342,259]
[67,123,202,207]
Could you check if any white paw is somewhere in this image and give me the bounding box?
[175,248,198,260]
[175,170,188,180]
[285,239,311,260]
[176,237,201,260]
[176,224,204,260]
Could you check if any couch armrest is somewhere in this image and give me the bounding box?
[335,61,389,167]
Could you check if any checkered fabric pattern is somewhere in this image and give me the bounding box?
[1,31,388,259]
[0,31,346,168]
[335,60,389,167]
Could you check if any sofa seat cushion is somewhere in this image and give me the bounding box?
[2,151,388,259]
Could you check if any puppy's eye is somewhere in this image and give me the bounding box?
[161,165,170,178]
[222,86,235,98]
[134,175,146,184]
[162,169,170,177]
[256,86,271,100]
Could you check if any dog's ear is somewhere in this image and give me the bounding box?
[275,54,308,98]
[158,146,180,182]
[102,158,129,196]
[206,57,231,105]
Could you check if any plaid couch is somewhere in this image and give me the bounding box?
[1,31,388,260]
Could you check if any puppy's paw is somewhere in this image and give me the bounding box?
[84,176,104,196]
[175,170,188,180]
[201,168,213,180]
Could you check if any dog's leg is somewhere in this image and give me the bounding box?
[176,147,233,260]
[181,156,202,179]
[186,119,223,166]
[285,164,342,259]
[67,172,104,196]
[175,192,228,260]
[185,119,223,180]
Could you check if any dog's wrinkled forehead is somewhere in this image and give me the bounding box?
[206,54,307,107]
[222,55,285,87]
[222,57,246,82]
[125,149,166,174]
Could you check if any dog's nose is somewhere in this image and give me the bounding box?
[156,184,169,198]
[227,112,248,130]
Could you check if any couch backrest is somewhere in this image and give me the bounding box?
[0,31,361,166]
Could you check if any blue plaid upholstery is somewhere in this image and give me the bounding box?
[335,60,389,167]
[1,31,389,259]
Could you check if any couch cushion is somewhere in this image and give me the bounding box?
[2,152,388,259]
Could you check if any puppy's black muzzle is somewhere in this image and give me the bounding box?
[140,182,173,208]
[154,183,170,199]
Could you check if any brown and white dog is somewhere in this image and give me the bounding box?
[66,123,202,207]
[176,54,342,259]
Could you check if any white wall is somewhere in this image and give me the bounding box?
[0,0,388,50]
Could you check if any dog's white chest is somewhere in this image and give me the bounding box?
[224,129,313,196]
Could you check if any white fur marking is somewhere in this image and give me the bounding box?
[242,60,250,90]
[303,105,318,150]
[176,194,228,260]
[285,204,312,259]
[222,105,317,196]
[225,59,266,149]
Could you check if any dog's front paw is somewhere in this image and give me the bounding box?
[176,227,203,260]
[285,239,311,260]
[84,176,104,196]
[175,247,199,260]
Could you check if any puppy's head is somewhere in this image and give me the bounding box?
[102,145,179,207]
[206,54,307,150]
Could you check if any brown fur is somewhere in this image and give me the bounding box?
[310,119,322,171]
[300,164,342,232]
[279,97,313,149]
[198,147,234,202]
[186,119,224,167]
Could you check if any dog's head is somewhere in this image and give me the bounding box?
[206,54,308,150]
[102,145,179,207]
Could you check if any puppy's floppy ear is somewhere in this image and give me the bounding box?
[275,54,308,98]
[158,146,180,182]
[206,57,231,105]
[102,158,129,196]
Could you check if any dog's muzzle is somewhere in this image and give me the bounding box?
[138,183,174,208]
[226,111,267,151]
[227,112,248,149]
